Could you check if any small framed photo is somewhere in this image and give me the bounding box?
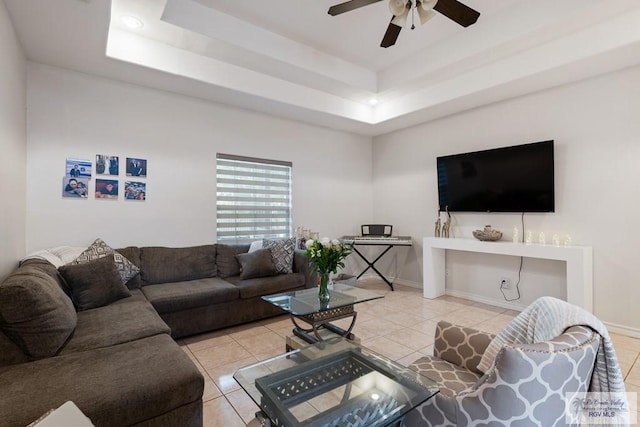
[124,181,146,201]
[126,157,147,177]
[62,177,89,198]
[95,179,119,199]
[96,155,119,176]
[66,158,92,178]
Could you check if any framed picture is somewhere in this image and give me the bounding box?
[126,157,147,177]
[124,181,146,201]
[66,158,92,178]
[95,179,119,199]
[62,177,89,198]
[96,155,119,176]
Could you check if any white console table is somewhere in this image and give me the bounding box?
[423,237,593,311]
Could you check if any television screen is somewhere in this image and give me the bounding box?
[437,140,555,213]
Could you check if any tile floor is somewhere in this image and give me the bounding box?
[177,278,640,426]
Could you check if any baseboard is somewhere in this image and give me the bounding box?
[445,289,528,312]
[448,291,640,338]
[357,276,640,338]
[603,321,640,339]
[356,274,422,290]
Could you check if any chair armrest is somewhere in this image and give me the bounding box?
[433,321,495,375]
[293,249,317,289]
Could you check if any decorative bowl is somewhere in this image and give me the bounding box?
[473,226,503,242]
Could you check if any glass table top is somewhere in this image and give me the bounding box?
[234,338,439,427]
[262,283,384,316]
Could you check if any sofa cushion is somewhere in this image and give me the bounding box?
[71,238,140,284]
[0,334,203,427]
[263,237,296,274]
[139,245,216,285]
[59,290,170,355]
[142,278,239,314]
[216,243,250,278]
[0,264,77,359]
[236,248,278,280]
[226,272,306,299]
[59,255,132,311]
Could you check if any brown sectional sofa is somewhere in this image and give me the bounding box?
[0,242,315,427]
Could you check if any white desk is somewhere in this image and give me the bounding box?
[423,237,593,311]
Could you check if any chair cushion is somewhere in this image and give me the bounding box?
[142,278,239,313]
[236,248,278,280]
[139,245,217,285]
[59,255,132,311]
[0,263,77,359]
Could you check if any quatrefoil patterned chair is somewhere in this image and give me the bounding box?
[403,296,626,426]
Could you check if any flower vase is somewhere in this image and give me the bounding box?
[318,273,331,306]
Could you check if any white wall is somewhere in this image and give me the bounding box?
[373,64,640,334]
[26,64,372,251]
[0,0,27,280]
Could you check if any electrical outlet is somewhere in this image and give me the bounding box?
[445,268,450,277]
[500,277,512,290]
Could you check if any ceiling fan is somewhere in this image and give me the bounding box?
[328,0,480,48]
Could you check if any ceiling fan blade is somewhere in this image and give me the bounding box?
[328,0,384,16]
[433,0,480,27]
[380,19,402,48]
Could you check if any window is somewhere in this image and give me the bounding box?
[216,153,292,243]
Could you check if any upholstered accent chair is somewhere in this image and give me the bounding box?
[403,320,601,426]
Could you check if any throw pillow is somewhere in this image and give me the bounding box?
[236,248,278,280]
[59,254,131,311]
[263,237,296,274]
[0,265,77,359]
[216,243,251,278]
[72,238,140,285]
[248,240,263,253]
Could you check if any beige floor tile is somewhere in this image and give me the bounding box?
[202,374,223,402]
[361,336,414,361]
[184,329,236,352]
[384,327,433,351]
[193,340,254,371]
[205,356,258,394]
[203,397,246,427]
[226,388,260,424]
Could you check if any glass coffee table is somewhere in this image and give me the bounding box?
[262,284,384,348]
[234,337,439,427]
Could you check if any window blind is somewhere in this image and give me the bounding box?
[216,154,292,243]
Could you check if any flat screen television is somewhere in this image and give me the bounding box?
[437,140,555,213]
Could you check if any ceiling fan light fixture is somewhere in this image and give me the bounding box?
[388,0,408,17]
[417,7,436,24]
[391,12,408,27]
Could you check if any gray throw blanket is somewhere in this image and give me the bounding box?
[477,296,625,393]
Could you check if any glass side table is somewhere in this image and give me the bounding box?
[262,283,384,348]
[234,337,439,427]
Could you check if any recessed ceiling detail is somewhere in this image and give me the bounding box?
[6,0,640,136]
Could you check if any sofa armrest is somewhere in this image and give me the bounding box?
[293,249,317,289]
[433,321,495,375]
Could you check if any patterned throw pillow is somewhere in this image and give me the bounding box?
[263,237,296,274]
[71,238,140,284]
